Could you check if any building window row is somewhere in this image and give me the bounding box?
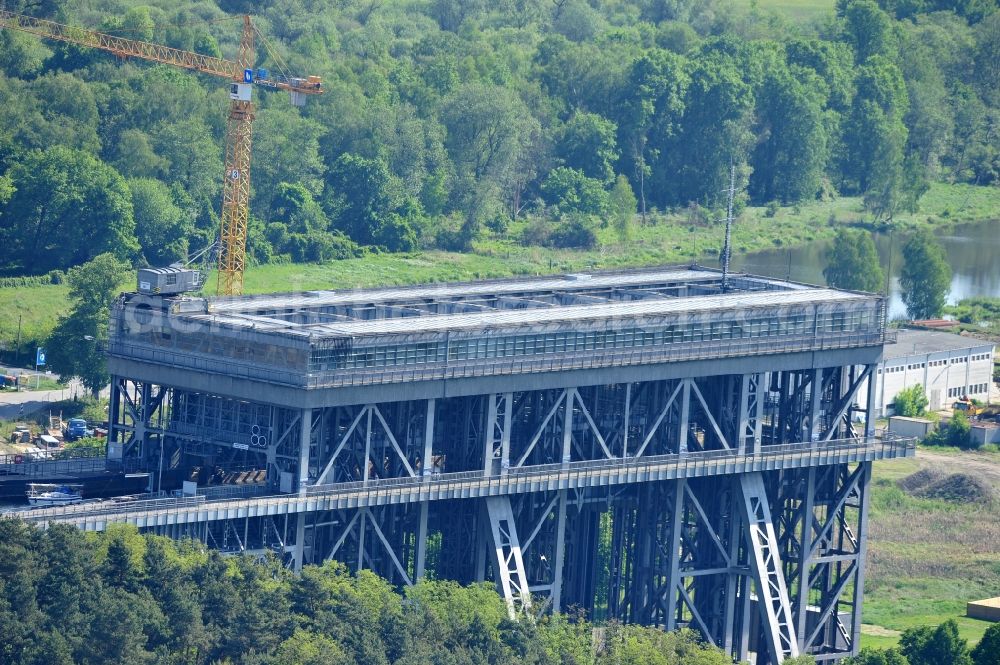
[311,306,880,371]
[928,359,947,367]
[948,385,990,398]
[951,357,967,364]
[972,353,992,362]
[907,362,926,370]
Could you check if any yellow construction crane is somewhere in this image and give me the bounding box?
[0,10,323,295]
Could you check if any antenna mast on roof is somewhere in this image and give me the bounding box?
[721,160,736,292]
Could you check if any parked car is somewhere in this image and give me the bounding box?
[63,418,92,441]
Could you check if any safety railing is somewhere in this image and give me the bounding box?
[196,483,271,500]
[13,434,914,526]
[0,452,129,479]
[107,339,308,388]
[307,330,886,388]
[0,446,106,466]
[108,328,888,390]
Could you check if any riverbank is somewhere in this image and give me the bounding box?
[2,183,998,348]
[237,182,1000,294]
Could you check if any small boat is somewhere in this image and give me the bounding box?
[27,484,84,507]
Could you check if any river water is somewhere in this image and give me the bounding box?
[731,220,1000,319]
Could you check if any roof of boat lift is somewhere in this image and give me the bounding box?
[207,267,739,313]
[156,267,877,341]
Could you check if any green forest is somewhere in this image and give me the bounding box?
[0,519,737,665]
[0,0,997,277]
[1,519,997,665]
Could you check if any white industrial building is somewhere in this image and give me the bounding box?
[860,329,996,417]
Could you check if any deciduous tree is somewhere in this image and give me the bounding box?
[900,619,972,665]
[842,56,909,197]
[893,385,929,417]
[45,253,131,396]
[899,230,951,320]
[609,174,638,242]
[129,178,193,267]
[0,146,137,274]
[440,83,539,247]
[558,111,619,182]
[823,228,885,292]
[844,0,897,62]
[751,65,830,203]
[971,623,1000,665]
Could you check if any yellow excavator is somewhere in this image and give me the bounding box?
[952,396,980,417]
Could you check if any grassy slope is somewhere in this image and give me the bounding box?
[1,184,997,345]
[0,282,70,357]
[235,184,999,294]
[861,448,1000,650]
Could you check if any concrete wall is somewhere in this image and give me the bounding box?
[970,423,1000,446]
[859,344,994,417]
[889,416,934,440]
[967,598,1000,622]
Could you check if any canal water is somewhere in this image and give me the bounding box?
[731,219,1000,319]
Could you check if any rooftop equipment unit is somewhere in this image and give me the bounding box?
[136,267,203,296]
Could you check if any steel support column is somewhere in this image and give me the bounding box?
[740,472,799,663]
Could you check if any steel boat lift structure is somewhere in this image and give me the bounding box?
[20,266,914,664]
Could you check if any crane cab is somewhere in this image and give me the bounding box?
[229,82,252,101]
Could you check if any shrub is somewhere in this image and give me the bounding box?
[0,274,54,288]
[540,167,609,216]
[64,436,106,454]
[549,216,598,249]
[893,385,928,417]
[925,411,974,449]
[519,217,552,247]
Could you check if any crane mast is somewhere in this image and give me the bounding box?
[219,15,255,297]
[0,10,322,295]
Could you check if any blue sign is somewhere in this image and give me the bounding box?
[36,347,45,367]
[243,68,253,84]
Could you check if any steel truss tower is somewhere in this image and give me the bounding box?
[28,267,913,664]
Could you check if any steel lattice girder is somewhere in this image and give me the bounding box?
[96,361,895,665]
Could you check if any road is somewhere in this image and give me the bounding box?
[0,379,107,420]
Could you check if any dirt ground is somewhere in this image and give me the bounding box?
[915,448,1000,487]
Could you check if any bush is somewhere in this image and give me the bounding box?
[64,436,106,454]
[520,217,552,247]
[925,411,974,449]
[371,213,418,252]
[549,216,598,249]
[765,201,780,218]
[540,167,609,216]
[0,274,54,288]
[893,385,929,417]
